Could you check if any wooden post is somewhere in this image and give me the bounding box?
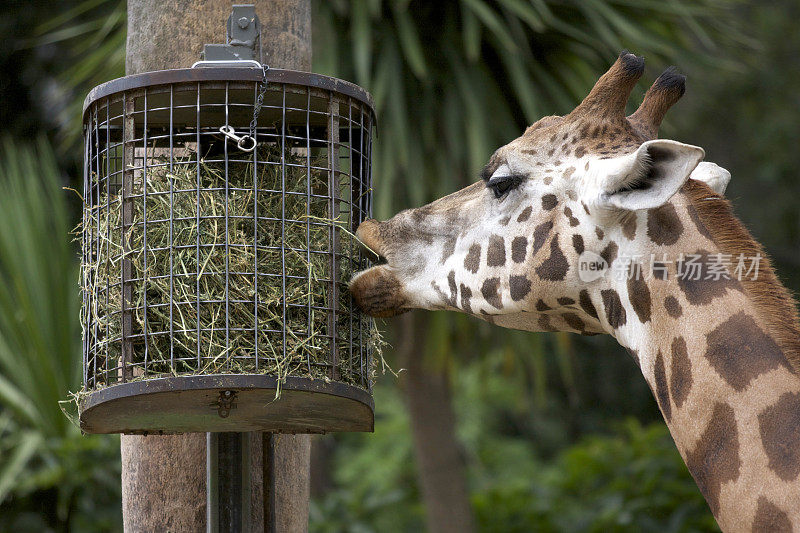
[122,2,312,531]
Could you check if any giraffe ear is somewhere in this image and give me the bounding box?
[596,139,705,211]
[690,161,731,195]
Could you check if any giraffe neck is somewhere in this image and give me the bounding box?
[599,213,800,531]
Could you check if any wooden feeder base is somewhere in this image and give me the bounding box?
[79,375,374,434]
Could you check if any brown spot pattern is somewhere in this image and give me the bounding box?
[532,221,553,255]
[464,243,481,274]
[676,252,740,305]
[572,234,584,255]
[517,206,532,222]
[664,296,682,318]
[705,312,790,391]
[601,289,626,329]
[432,270,458,308]
[481,277,503,309]
[446,270,458,304]
[535,235,570,281]
[652,261,669,281]
[647,204,684,246]
[557,297,575,306]
[669,336,692,409]
[487,235,506,267]
[440,236,457,264]
[535,299,551,312]
[654,350,672,422]
[562,312,585,333]
[685,402,740,517]
[564,206,580,227]
[687,204,714,241]
[752,496,792,532]
[621,214,637,240]
[595,227,604,240]
[541,194,558,210]
[758,391,800,481]
[627,264,652,323]
[538,314,558,332]
[511,237,528,263]
[600,241,618,267]
[579,290,598,319]
[509,275,532,301]
[460,284,472,313]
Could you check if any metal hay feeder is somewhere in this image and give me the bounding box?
[79,63,377,435]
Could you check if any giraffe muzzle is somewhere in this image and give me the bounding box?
[354,219,386,261]
[349,219,409,317]
[349,264,408,317]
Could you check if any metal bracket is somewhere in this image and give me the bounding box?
[194,4,261,67]
[216,390,238,418]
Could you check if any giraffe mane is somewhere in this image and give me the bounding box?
[684,178,800,371]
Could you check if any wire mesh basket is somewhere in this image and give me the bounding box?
[79,66,377,434]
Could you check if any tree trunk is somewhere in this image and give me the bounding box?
[126,0,311,75]
[121,2,311,531]
[309,435,335,498]
[121,434,206,531]
[265,434,312,531]
[397,313,476,533]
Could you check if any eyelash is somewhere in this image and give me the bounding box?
[488,174,525,198]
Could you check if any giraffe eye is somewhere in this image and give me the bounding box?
[487,174,524,198]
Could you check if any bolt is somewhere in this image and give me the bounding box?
[237,17,249,29]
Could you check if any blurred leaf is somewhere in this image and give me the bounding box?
[0,430,43,502]
[0,138,121,531]
[29,1,126,156]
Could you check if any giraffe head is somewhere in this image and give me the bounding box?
[350,52,723,330]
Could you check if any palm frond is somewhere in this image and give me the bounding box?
[0,138,121,528]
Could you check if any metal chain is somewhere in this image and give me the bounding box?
[219,63,269,152]
[249,63,269,141]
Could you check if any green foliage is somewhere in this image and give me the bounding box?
[30,0,126,153]
[313,350,716,532]
[310,383,423,532]
[5,1,785,530]
[312,0,748,220]
[0,139,121,531]
[0,138,77,436]
[459,349,715,532]
[36,1,750,209]
[681,3,800,294]
[471,419,717,532]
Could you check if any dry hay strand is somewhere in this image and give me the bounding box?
[81,142,384,394]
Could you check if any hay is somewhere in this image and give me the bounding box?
[81,141,381,392]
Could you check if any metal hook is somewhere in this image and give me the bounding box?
[219,125,257,152]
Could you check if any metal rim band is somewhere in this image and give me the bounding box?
[83,67,376,117]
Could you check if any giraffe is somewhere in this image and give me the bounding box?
[349,52,800,532]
